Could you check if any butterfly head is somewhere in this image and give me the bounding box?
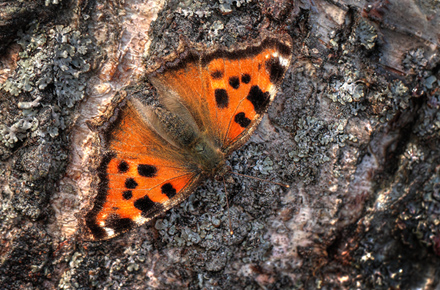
[193,136,226,177]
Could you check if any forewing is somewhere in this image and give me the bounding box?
[147,36,292,153]
[201,38,293,153]
[148,52,222,147]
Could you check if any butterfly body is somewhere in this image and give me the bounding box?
[144,101,227,178]
[83,35,293,240]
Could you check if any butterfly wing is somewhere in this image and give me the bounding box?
[84,98,203,240]
[202,38,293,153]
[148,50,223,147]
[148,36,292,154]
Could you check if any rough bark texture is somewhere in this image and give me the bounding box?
[1,0,440,289]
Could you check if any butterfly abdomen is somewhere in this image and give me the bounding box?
[152,106,199,147]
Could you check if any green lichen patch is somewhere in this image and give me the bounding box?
[0,24,93,150]
[1,24,92,107]
[414,94,440,138]
[355,19,377,50]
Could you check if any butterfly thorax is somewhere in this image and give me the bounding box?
[153,106,225,177]
[192,134,226,177]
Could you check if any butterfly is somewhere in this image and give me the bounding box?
[83,34,293,240]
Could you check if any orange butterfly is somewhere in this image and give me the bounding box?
[83,35,293,240]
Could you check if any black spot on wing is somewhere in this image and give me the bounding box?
[106,213,134,233]
[265,57,286,84]
[215,89,229,109]
[211,70,223,79]
[234,112,251,128]
[122,190,132,200]
[241,74,251,84]
[125,178,138,189]
[246,85,271,114]
[138,164,157,177]
[161,183,177,199]
[134,195,155,212]
[134,195,164,217]
[229,76,240,89]
[118,160,129,173]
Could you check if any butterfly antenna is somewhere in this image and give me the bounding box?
[222,179,234,235]
[230,171,290,188]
